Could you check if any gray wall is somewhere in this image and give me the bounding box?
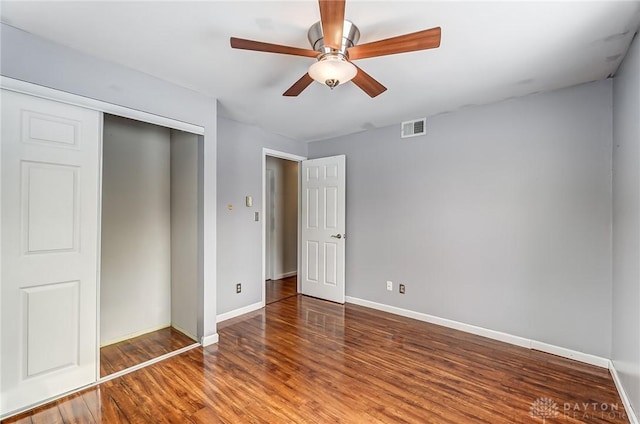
[217,117,306,315]
[266,156,298,280]
[101,115,172,345]
[1,23,218,341]
[171,130,199,339]
[612,33,640,420]
[309,80,613,358]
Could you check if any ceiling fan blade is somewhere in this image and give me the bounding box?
[347,27,441,60]
[230,37,319,58]
[351,65,387,98]
[283,73,314,97]
[319,0,346,50]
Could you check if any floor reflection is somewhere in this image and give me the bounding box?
[4,295,629,424]
[265,275,297,304]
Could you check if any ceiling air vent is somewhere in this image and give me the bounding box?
[401,118,426,138]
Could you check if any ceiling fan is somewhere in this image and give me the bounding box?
[230,0,441,98]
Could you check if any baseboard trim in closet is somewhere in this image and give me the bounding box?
[171,324,198,342]
[100,323,173,348]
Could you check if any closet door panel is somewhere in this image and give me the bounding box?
[1,90,100,417]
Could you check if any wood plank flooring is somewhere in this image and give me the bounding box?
[265,275,297,304]
[100,327,197,377]
[4,295,629,423]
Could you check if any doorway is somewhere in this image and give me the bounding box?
[263,150,305,305]
[99,114,199,377]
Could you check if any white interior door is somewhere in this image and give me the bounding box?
[1,90,101,416]
[300,155,345,303]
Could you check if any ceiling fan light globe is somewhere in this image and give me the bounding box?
[309,55,357,88]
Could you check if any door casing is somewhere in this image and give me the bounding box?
[261,149,306,305]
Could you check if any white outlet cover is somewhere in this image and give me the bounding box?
[386,281,393,291]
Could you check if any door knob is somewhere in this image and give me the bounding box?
[331,234,342,239]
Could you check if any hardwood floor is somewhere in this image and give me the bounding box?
[265,275,297,304]
[4,295,629,423]
[100,327,197,377]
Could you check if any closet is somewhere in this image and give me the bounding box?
[0,87,204,418]
[100,115,199,376]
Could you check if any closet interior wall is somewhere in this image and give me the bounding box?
[101,114,197,347]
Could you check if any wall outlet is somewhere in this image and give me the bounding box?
[236,283,242,293]
[399,284,406,294]
[386,280,393,291]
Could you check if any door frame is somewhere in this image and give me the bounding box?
[261,148,306,306]
[0,77,207,413]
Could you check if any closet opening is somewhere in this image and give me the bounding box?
[99,114,199,377]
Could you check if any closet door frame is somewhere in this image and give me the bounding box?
[0,76,205,407]
[0,78,204,135]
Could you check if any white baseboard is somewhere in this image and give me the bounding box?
[609,361,639,424]
[100,323,172,347]
[200,333,219,347]
[345,296,609,368]
[216,301,264,323]
[530,339,610,368]
[171,324,198,342]
[276,271,297,279]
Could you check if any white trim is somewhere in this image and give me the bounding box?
[98,343,200,383]
[0,76,204,135]
[216,301,264,323]
[609,361,639,424]
[0,83,2,419]
[345,296,610,368]
[530,340,609,368]
[273,271,297,280]
[0,342,200,420]
[200,333,219,347]
[261,148,306,308]
[95,112,105,379]
[171,324,198,343]
[100,323,173,347]
[262,148,306,162]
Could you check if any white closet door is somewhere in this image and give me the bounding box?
[1,90,101,416]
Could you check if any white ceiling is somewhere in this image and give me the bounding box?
[2,1,639,142]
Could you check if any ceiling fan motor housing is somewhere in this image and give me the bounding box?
[308,20,360,57]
